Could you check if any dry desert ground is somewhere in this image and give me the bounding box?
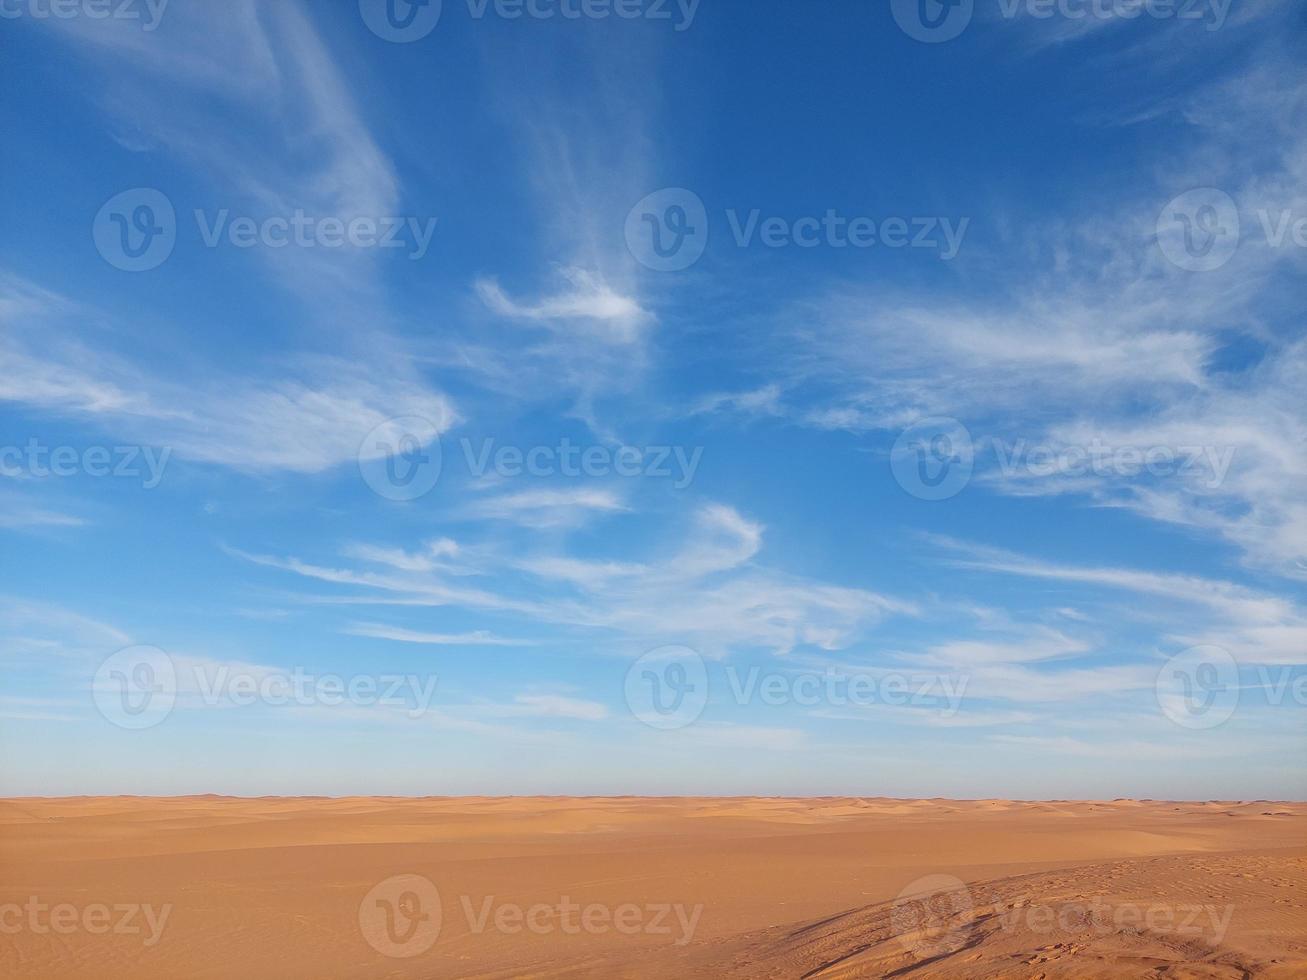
[1,796,1303,978]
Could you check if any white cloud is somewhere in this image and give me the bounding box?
[465,487,629,529]
[41,0,401,302]
[0,274,456,473]
[476,268,650,343]
[771,58,1307,579]
[237,502,914,657]
[344,623,531,647]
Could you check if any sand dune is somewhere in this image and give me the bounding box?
[1,797,1303,978]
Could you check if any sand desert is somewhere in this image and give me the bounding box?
[1,796,1303,978]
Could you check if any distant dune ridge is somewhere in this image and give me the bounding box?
[1,796,1303,978]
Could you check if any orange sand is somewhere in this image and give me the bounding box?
[1,797,1302,978]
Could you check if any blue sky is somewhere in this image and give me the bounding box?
[1,0,1304,799]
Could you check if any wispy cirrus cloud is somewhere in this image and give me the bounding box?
[235,502,914,657]
[37,0,401,304]
[761,44,1307,580]
[0,273,456,473]
[344,623,532,647]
